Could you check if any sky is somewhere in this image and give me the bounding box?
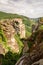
[0,0,43,18]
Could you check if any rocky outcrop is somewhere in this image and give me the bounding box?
[19,24,25,38]
[32,59,43,65]
[0,18,26,39]
[12,18,26,38]
[15,30,43,65]
[15,42,43,65]
[0,18,26,54]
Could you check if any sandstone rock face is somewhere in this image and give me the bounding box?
[0,18,24,54]
[0,18,25,54]
[0,18,26,39]
[19,24,25,38]
[12,18,26,38]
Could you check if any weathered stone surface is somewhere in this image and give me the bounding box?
[32,59,43,65]
[15,30,43,65]
[0,44,5,54]
[0,18,25,54]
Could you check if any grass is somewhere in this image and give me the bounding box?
[0,11,29,20]
[26,30,31,38]
[39,25,43,30]
[0,27,7,45]
[14,34,24,54]
[0,25,11,52]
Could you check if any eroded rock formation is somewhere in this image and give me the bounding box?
[15,30,43,65]
[0,18,25,54]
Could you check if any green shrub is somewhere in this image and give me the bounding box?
[2,51,22,65]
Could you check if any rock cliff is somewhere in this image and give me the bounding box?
[0,18,25,54]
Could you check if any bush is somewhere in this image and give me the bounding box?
[2,51,22,65]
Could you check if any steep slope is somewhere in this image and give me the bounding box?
[0,11,36,37]
[15,30,43,65]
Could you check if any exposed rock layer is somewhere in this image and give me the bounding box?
[0,18,25,54]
